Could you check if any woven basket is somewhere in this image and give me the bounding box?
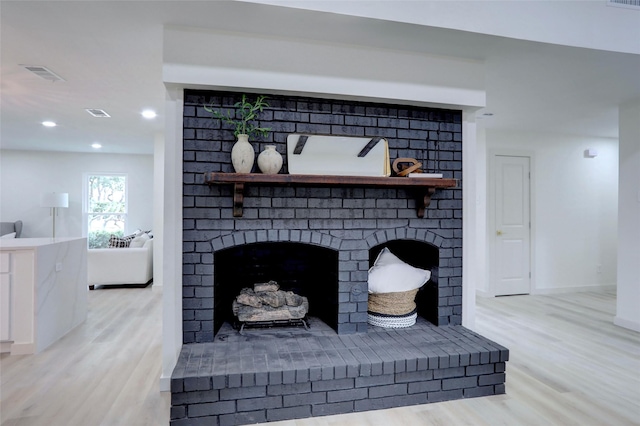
[368,289,419,316]
[368,311,417,328]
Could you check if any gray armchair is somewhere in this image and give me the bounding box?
[0,220,22,237]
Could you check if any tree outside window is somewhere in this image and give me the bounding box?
[86,174,127,248]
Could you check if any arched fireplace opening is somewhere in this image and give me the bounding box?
[369,239,440,325]
[214,242,339,336]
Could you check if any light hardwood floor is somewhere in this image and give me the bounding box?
[1,288,638,425]
[0,286,169,426]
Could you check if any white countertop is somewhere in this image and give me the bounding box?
[0,237,86,250]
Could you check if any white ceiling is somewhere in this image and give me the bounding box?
[1,1,639,155]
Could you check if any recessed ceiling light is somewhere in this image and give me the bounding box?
[42,121,57,127]
[141,109,157,119]
[91,143,102,149]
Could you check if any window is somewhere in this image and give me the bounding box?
[85,174,127,248]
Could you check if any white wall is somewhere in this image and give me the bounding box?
[616,99,640,332]
[163,27,486,111]
[486,130,618,293]
[462,113,479,328]
[475,128,489,295]
[242,0,640,55]
[153,134,165,289]
[160,88,184,392]
[0,150,154,239]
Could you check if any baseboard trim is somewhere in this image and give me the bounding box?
[614,316,640,332]
[0,340,13,354]
[476,289,493,298]
[532,285,615,295]
[10,342,36,355]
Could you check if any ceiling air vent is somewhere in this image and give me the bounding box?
[85,109,111,118]
[20,65,65,82]
[608,0,640,9]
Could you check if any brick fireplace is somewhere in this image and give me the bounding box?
[171,90,507,425]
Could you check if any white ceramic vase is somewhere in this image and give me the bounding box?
[231,134,255,173]
[257,145,283,174]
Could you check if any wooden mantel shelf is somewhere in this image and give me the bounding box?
[204,172,457,218]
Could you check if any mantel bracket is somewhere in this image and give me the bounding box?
[233,183,245,217]
[417,188,436,218]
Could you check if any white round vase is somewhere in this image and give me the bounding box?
[257,145,283,174]
[231,134,255,173]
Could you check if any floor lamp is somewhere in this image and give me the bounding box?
[41,192,69,238]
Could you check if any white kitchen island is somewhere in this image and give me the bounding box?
[0,237,87,354]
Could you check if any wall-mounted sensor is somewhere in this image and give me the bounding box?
[584,149,598,158]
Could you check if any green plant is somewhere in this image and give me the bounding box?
[205,94,271,138]
[88,230,122,249]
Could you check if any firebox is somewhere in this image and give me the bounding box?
[214,242,338,335]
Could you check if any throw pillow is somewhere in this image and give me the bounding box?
[0,232,16,239]
[108,233,136,248]
[368,247,431,294]
[129,232,150,248]
[372,247,405,267]
[134,229,153,238]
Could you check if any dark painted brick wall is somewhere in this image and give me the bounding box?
[183,90,463,344]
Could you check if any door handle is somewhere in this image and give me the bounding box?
[496,230,503,236]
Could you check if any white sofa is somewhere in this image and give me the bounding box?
[87,238,153,289]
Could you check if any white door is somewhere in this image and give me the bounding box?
[493,155,531,296]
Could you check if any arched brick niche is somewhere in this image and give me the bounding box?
[209,230,343,336]
[365,228,459,326]
[214,242,339,335]
[369,239,439,325]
